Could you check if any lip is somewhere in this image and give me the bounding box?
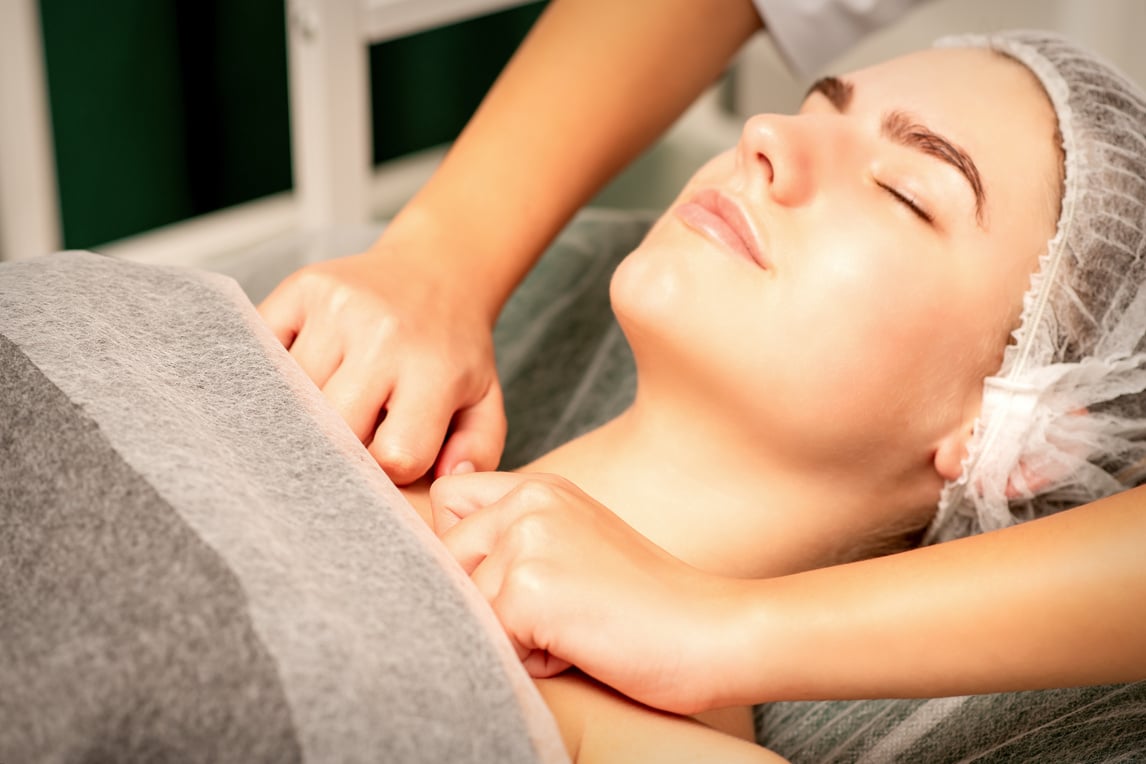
[674,189,768,269]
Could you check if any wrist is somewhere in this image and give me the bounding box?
[702,576,791,709]
[370,200,521,327]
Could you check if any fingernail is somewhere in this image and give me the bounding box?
[452,461,475,475]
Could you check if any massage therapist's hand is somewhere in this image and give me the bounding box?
[431,471,749,715]
[258,224,507,484]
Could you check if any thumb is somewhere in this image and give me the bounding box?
[435,380,507,478]
[429,471,533,535]
[522,651,572,679]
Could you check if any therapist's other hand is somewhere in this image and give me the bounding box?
[432,471,744,715]
[258,246,506,484]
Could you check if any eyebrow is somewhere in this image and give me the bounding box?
[806,76,987,225]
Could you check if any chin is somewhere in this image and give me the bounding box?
[610,255,730,410]
[612,242,706,362]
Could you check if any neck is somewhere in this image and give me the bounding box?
[522,394,935,578]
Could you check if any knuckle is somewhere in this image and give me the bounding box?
[428,358,489,400]
[444,368,478,397]
[366,313,401,342]
[513,479,561,507]
[504,513,547,551]
[370,442,427,481]
[354,315,401,358]
[295,267,339,295]
[502,558,550,601]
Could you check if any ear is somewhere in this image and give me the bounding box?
[1004,462,1057,498]
[935,431,1056,495]
[933,418,976,483]
[1003,407,1089,498]
[934,407,1090,495]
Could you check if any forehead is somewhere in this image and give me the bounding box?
[845,47,1060,228]
[844,47,1044,108]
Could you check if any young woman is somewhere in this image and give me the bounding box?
[426,31,1146,761]
[394,27,1146,761]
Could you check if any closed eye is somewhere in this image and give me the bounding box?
[877,181,933,224]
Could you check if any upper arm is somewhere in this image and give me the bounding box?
[536,672,787,764]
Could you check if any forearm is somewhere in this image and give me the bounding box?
[727,488,1146,704]
[382,0,763,323]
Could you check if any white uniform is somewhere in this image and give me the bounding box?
[752,0,929,75]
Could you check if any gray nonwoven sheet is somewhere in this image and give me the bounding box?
[0,250,567,764]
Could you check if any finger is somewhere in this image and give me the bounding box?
[367,381,457,484]
[470,535,571,675]
[522,651,571,679]
[256,282,303,349]
[468,550,506,609]
[468,554,533,664]
[430,471,534,534]
[437,482,542,574]
[287,326,344,389]
[321,360,394,443]
[435,381,508,478]
[438,503,508,575]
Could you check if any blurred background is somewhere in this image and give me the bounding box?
[2,0,1145,271]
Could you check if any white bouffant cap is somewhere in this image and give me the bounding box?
[928,30,1146,543]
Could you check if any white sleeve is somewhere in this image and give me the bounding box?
[751,0,929,76]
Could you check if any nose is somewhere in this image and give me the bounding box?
[736,114,815,207]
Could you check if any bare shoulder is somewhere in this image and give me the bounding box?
[536,673,788,764]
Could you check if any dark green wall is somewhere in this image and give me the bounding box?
[369,4,544,163]
[39,1,545,249]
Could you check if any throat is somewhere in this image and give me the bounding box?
[520,410,863,578]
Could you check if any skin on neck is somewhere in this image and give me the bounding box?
[521,385,945,579]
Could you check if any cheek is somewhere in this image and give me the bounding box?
[789,231,947,350]
[787,288,944,415]
[777,236,995,426]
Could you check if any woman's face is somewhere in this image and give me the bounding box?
[611,47,1061,481]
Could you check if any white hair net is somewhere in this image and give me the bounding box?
[927,31,1146,543]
